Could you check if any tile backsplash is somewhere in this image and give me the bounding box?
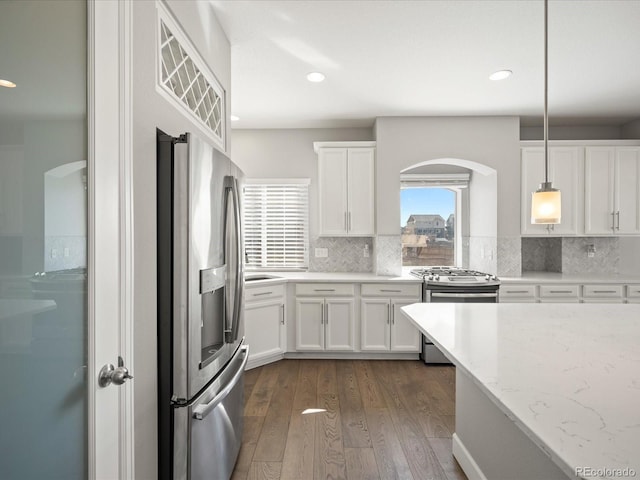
[309,236,373,273]
[374,235,402,276]
[521,236,620,275]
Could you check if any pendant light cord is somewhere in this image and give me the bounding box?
[544,0,549,185]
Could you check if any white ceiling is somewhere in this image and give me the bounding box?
[210,0,640,130]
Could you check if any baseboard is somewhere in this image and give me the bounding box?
[246,351,285,370]
[284,352,420,360]
[452,433,488,480]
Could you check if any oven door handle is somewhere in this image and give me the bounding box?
[430,292,498,298]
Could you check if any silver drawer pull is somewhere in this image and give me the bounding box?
[253,291,273,296]
[593,290,616,294]
[381,289,402,293]
[506,290,530,294]
[314,289,335,292]
[549,290,573,294]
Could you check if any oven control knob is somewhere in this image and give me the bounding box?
[428,275,433,280]
[485,274,490,280]
[435,275,440,281]
[491,275,498,281]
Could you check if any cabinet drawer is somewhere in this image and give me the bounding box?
[245,284,285,302]
[295,283,354,296]
[499,285,536,298]
[582,284,623,298]
[539,285,579,298]
[361,283,421,298]
[627,285,640,298]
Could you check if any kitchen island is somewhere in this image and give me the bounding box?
[400,303,640,480]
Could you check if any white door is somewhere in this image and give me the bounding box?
[318,148,348,235]
[615,147,640,234]
[390,301,421,352]
[0,1,131,479]
[347,148,375,235]
[585,147,616,234]
[360,298,391,351]
[295,298,325,350]
[325,298,355,351]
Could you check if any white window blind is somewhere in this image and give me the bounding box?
[244,180,309,269]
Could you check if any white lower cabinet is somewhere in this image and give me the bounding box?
[500,282,638,303]
[360,283,421,352]
[244,284,286,368]
[295,283,355,351]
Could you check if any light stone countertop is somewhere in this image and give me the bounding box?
[400,302,640,480]
[501,272,640,284]
[244,271,421,286]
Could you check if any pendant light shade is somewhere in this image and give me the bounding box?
[531,0,561,225]
[531,184,561,224]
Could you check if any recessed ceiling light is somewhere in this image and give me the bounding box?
[489,70,512,81]
[230,115,240,122]
[306,72,325,83]
[0,79,17,88]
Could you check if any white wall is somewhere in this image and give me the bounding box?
[520,125,623,140]
[131,2,231,478]
[621,119,640,139]
[374,116,521,237]
[231,127,374,239]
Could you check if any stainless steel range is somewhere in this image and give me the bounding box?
[410,266,500,363]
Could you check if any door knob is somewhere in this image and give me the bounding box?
[99,356,133,387]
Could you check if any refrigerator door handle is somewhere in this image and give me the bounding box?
[223,176,244,343]
[230,176,244,342]
[193,346,249,421]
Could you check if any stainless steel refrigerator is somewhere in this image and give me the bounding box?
[157,130,247,480]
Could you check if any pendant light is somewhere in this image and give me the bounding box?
[531,0,561,224]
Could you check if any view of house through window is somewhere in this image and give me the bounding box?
[401,187,456,266]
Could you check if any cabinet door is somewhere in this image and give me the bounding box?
[360,298,390,351]
[549,147,581,235]
[585,147,616,234]
[521,147,580,235]
[295,298,325,350]
[318,148,348,235]
[245,299,284,360]
[347,148,375,235]
[615,147,640,234]
[390,301,420,352]
[325,298,355,351]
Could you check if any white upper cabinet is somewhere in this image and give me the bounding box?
[315,142,375,236]
[521,146,581,236]
[585,146,640,235]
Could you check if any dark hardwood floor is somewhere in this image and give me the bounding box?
[232,359,467,480]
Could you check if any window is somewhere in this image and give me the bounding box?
[400,174,468,267]
[243,180,310,269]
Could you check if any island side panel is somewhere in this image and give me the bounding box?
[454,370,570,480]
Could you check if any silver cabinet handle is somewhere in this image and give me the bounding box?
[344,212,348,231]
[280,304,285,325]
[549,290,573,294]
[593,290,616,294]
[616,211,620,230]
[253,291,273,296]
[611,211,616,231]
[431,292,498,298]
[348,211,351,231]
[391,303,395,325]
[325,302,328,324]
[381,289,402,293]
[314,289,335,292]
[506,290,530,294]
[193,346,248,420]
[386,303,390,324]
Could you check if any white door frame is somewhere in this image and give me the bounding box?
[88,0,135,478]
